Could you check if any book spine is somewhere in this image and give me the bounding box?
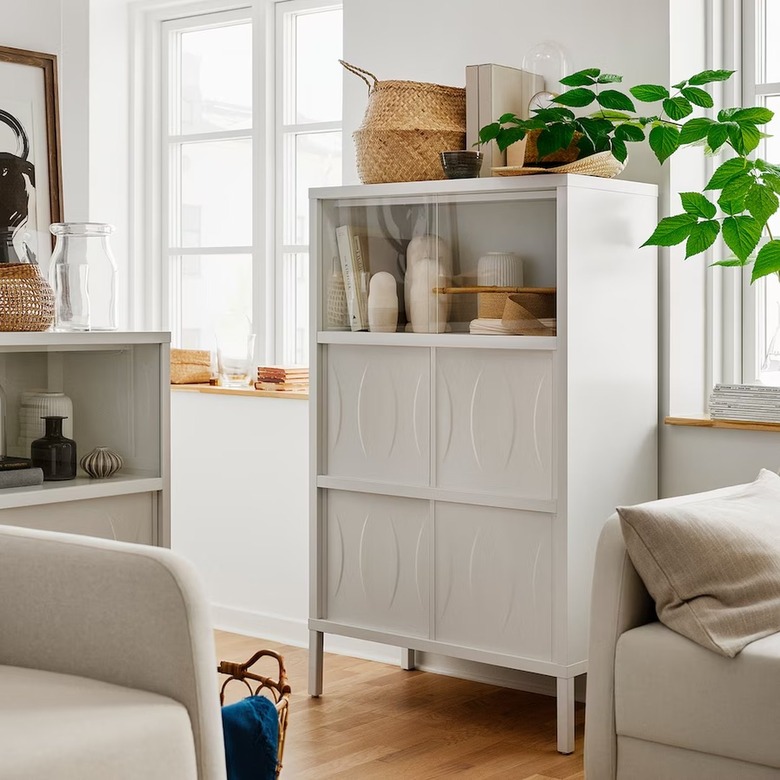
[351,232,369,327]
[335,226,365,331]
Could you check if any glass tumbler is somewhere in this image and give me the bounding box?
[49,223,118,331]
[217,331,257,388]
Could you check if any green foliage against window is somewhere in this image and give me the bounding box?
[478,68,780,283]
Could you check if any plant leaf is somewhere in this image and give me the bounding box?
[707,123,730,153]
[679,117,715,144]
[552,87,597,107]
[688,68,735,85]
[610,137,628,163]
[629,84,669,102]
[597,73,623,83]
[722,215,762,261]
[745,183,780,225]
[642,213,698,246]
[596,90,635,111]
[559,72,597,87]
[712,257,747,267]
[479,123,501,143]
[495,125,528,151]
[596,110,633,120]
[718,107,740,121]
[680,87,714,108]
[615,123,645,142]
[705,157,751,190]
[720,172,754,203]
[663,96,693,120]
[732,106,774,125]
[648,124,681,163]
[756,159,780,176]
[751,240,780,282]
[735,123,762,154]
[532,107,575,123]
[559,68,600,86]
[680,191,717,219]
[497,113,520,124]
[536,123,575,158]
[686,220,721,258]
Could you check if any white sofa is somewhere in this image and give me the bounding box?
[0,524,227,780]
[585,487,780,780]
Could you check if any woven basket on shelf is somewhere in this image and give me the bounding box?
[492,150,625,179]
[170,348,212,384]
[342,60,466,184]
[0,263,55,331]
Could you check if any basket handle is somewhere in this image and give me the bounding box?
[339,60,378,93]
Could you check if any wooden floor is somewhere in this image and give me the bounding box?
[216,630,585,780]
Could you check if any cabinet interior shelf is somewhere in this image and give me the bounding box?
[0,474,163,510]
[317,331,557,349]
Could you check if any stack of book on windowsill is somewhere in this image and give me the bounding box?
[709,383,780,423]
[255,365,309,393]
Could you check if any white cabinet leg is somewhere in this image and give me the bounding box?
[401,648,415,670]
[556,676,575,754]
[308,630,324,697]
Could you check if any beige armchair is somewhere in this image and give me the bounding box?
[585,486,780,779]
[0,523,227,780]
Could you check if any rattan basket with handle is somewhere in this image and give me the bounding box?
[342,60,466,184]
[0,263,55,331]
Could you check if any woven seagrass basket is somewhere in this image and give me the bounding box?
[0,263,55,331]
[170,348,212,384]
[342,60,466,183]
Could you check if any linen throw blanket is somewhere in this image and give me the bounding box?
[222,695,279,780]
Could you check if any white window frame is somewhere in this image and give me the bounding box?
[132,0,340,363]
[740,0,780,384]
[161,7,256,348]
[274,0,342,364]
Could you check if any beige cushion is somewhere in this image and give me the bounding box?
[0,664,197,780]
[617,468,780,657]
[615,622,780,768]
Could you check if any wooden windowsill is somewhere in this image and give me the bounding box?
[170,383,308,400]
[665,416,780,433]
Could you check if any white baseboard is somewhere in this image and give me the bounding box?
[211,603,585,702]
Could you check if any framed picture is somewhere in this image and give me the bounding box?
[0,45,62,272]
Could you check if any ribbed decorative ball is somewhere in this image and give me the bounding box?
[80,446,123,479]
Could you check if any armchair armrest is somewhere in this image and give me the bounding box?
[0,524,226,780]
[584,514,656,779]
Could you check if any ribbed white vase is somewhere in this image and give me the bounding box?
[477,252,524,287]
[80,446,123,479]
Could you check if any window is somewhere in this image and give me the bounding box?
[743,1,780,385]
[152,1,342,365]
[276,1,342,364]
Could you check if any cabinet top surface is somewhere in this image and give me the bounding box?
[0,331,170,347]
[310,173,658,201]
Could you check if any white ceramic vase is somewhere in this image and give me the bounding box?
[477,252,524,287]
[80,446,123,479]
[404,234,452,324]
[368,271,399,332]
[409,257,449,333]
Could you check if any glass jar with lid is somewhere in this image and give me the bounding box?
[49,222,118,331]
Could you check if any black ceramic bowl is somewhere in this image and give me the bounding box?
[440,150,484,179]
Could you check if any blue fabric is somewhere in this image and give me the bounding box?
[222,695,279,780]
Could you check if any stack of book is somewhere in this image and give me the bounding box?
[709,383,780,422]
[0,456,44,488]
[255,366,309,393]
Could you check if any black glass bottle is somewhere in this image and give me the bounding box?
[31,415,77,481]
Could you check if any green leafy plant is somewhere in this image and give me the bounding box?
[478,68,780,283]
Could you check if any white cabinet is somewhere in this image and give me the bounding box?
[309,175,658,754]
[0,332,170,547]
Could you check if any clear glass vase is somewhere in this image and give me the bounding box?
[49,223,118,331]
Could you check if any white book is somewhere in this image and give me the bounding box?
[335,225,369,331]
[465,63,544,175]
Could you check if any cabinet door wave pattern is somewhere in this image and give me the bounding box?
[436,350,553,498]
[435,503,553,660]
[326,491,429,637]
[327,346,430,484]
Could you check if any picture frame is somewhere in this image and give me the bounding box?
[0,45,63,273]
